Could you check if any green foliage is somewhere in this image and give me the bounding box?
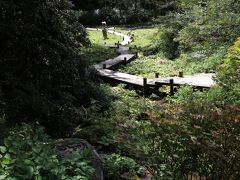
[176,0,240,50]
[0,124,95,179]
[167,86,226,108]
[116,101,240,179]
[167,86,197,105]
[79,2,240,179]
[74,86,149,146]
[73,83,240,179]
[176,45,227,74]
[119,52,174,79]
[217,38,240,104]
[81,45,118,65]
[112,86,149,118]
[149,28,179,59]
[0,0,112,136]
[120,28,228,79]
[115,27,159,49]
[61,151,96,180]
[103,153,142,179]
[76,0,175,25]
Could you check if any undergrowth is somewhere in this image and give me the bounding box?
[0,124,95,179]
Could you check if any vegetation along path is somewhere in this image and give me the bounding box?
[87,28,216,95]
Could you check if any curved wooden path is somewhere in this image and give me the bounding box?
[86,28,216,95]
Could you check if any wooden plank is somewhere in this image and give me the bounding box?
[97,69,152,87]
[117,46,130,55]
[118,46,130,51]
[101,44,118,48]
[150,73,216,88]
[94,54,135,69]
[114,54,135,62]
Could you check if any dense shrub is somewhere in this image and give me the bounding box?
[103,153,142,179]
[76,0,175,25]
[0,0,111,136]
[217,38,240,104]
[176,0,240,50]
[0,124,95,179]
[119,96,240,179]
[154,28,179,59]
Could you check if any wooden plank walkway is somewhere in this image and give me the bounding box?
[149,73,216,88]
[97,69,152,87]
[86,27,216,94]
[117,46,131,55]
[94,54,135,69]
[102,44,118,48]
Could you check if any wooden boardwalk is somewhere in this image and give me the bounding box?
[86,27,216,94]
[149,73,216,88]
[97,69,151,87]
[94,54,135,70]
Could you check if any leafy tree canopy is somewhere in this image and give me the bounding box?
[0,0,106,136]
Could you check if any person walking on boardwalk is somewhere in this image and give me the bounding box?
[102,21,108,40]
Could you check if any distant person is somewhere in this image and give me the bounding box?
[127,29,134,42]
[130,33,134,42]
[127,30,132,37]
[102,21,108,40]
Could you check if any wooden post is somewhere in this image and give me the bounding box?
[155,73,159,78]
[103,64,106,69]
[135,52,138,58]
[143,78,147,97]
[124,57,127,65]
[179,71,183,77]
[170,79,174,95]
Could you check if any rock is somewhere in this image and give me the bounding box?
[53,138,104,180]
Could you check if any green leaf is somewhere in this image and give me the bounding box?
[2,158,11,165]
[0,146,6,154]
[0,175,7,180]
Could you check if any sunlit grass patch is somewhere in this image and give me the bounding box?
[115,27,159,48]
[119,54,178,78]
[88,30,122,45]
[87,27,159,48]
